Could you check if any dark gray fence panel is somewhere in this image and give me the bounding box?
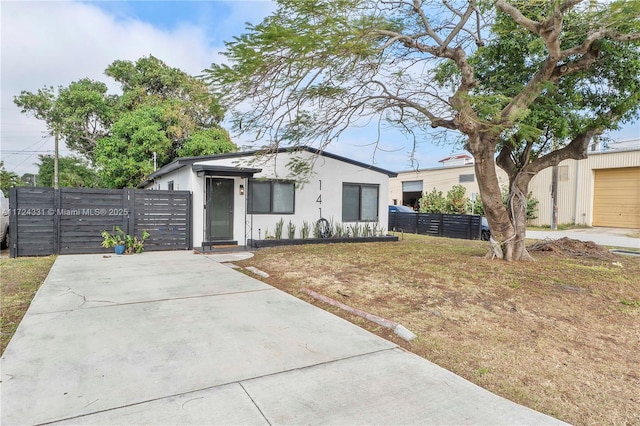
[417,213,442,236]
[388,212,418,233]
[59,188,128,254]
[10,187,192,257]
[442,214,476,239]
[132,190,192,251]
[9,187,56,257]
[388,211,482,240]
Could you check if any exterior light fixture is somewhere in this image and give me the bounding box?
[239,184,245,195]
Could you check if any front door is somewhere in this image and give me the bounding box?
[205,178,234,241]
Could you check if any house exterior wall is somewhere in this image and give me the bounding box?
[145,150,392,247]
[150,167,193,191]
[226,151,390,242]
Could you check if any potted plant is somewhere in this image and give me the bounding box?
[101,227,126,254]
[101,227,149,254]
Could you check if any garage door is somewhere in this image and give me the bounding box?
[593,167,640,228]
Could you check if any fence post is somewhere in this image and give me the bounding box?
[187,191,193,249]
[9,188,17,258]
[126,189,135,235]
[54,189,61,254]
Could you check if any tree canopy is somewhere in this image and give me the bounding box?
[15,56,237,188]
[36,155,100,188]
[206,0,640,260]
[0,162,26,197]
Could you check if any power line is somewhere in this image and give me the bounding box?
[12,138,51,170]
[0,150,54,154]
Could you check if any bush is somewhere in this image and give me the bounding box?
[419,188,446,213]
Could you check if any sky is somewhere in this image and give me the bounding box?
[1,1,639,178]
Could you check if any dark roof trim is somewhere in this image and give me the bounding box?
[138,146,397,188]
[192,164,262,178]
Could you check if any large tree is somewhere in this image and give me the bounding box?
[13,79,115,161]
[15,56,236,188]
[206,0,640,260]
[36,155,100,188]
[0,162,25,197]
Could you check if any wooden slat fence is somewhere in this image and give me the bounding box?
[9,187,192,257]
[389,212,482,240]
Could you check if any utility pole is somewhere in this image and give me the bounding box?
[153,152,157,172]
[550,136,559,230]
[54,129,59,189]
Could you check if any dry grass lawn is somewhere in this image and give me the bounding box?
[1,256,56,355]
[235,234,640,426]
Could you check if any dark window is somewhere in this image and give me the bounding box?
[459,174,475,183]
[248,180,295,214]
[167,181,174,190]
[342,183,379,222]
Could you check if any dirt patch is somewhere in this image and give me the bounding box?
[528,237,616,259]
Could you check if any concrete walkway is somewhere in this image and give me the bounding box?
[526,227,640,250]
[1,251,567,425]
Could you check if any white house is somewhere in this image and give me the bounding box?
[140,147,397,249]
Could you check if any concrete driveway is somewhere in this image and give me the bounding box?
[1,251,566,425]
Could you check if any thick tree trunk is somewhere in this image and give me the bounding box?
[507,174,535,261]
[471,137,518,260]
[470,135,538,261]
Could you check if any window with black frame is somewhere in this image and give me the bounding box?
[248,179,295,214]
[342,183,379,222]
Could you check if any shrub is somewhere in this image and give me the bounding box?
[419,188,446,213]
[287,220,296,239]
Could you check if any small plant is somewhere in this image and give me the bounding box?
[350,223,361,238]
[362,223,372,237]
[371,222,384,237]
[101,226,150,254]
[287,220,296,239]
[301,221,311,239]
[123,231,150,254]
[101,227,125,248]
[334,222,346,237]
[274,218,285,239]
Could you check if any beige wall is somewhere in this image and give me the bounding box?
[390,148,640,228]
[390,164,508,208]
[528,149,640,227]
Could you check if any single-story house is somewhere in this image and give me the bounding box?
[389,139,640,228]
[140,147,397,249]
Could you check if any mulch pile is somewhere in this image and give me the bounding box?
[528,237,615,259]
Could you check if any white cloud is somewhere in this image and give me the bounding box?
[1,0,636,177]
[1,1,229,175]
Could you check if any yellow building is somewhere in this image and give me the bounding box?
[389,140,640,228]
